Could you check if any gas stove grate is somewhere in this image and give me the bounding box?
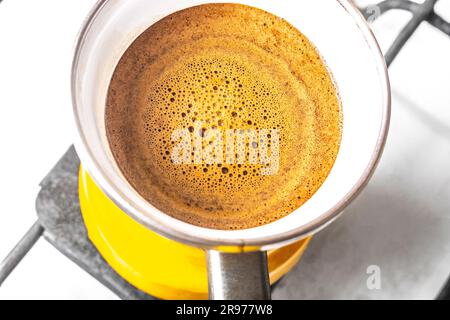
[359,0,450,66]
[1,0,450,299]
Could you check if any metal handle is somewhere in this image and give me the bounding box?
[0,221,44,286]
[206,250,271,300]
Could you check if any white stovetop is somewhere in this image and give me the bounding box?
[0,0,449,299]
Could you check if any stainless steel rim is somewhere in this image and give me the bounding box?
[71,0,391,250]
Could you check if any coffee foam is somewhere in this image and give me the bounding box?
[106,3,342,230]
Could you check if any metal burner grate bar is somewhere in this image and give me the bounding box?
[360,0,450,66]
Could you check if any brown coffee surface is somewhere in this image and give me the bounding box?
[105,3,342,230]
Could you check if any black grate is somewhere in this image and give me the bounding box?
[0,0,450,300]
[359,0,450,66]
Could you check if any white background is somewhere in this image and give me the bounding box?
[0,0,449,299]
